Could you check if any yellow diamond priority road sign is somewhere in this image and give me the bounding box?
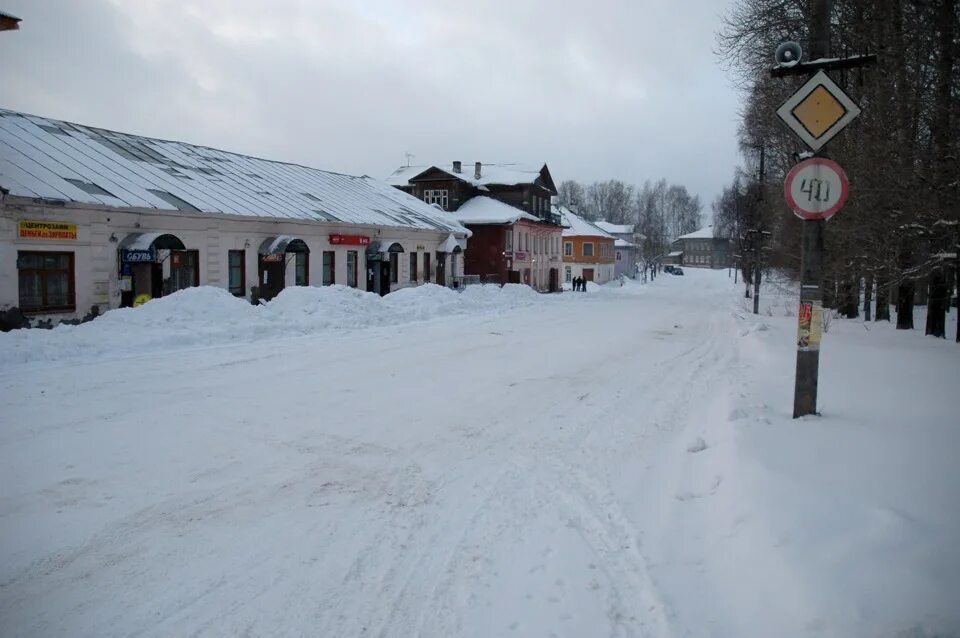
[776,70,861,152]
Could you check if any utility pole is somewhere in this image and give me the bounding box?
[751,145,767,315]
[771,0,872,417]
[791,0,831,417]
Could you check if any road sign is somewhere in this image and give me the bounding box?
[784,158,849,220]
[776,70,861,151]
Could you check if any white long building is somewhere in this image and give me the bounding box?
[0,109,469,323]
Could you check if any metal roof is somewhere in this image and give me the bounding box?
[0,109,467,235]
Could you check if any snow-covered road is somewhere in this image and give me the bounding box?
[2,271,957,637]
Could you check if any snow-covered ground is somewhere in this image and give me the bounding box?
[1,271,957,637]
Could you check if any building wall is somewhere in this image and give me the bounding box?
[562,262,616,286]
[509,219,562,291]
[462,224,507,283]
[560,235,616,284]
[674,237,732,269]
[614,247,638,279]
[1,199,464,320]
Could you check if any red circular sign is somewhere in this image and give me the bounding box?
[784,158,849,221]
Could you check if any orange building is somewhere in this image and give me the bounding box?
[556,206,616,285]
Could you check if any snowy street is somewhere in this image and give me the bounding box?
[1,271,958,637]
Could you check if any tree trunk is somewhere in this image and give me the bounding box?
[896,278,915,329]
[863,274,874,321]
[839,277,859,318]
[875,281,891,321]
[925,267,948,338]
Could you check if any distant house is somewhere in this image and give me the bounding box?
[387,161,563,291]
[594,221,641,279]
[669,226,732,269]
[556,206,616,285]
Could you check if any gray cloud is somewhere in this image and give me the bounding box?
[0,0,741,210]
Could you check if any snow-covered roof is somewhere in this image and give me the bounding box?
[677,226,716,240]
[450,196,539,225]
[555,205,615,239]
[0,109,467,235]
[614,238,635,248]
[594,221,635,235]
[667,250,683,257]
[387,162,554,192]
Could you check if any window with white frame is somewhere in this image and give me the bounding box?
[505,230,513,252]
[583,242,594,257]
[423,189,449,210]
[564,241,573,256]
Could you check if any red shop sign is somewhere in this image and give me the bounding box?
[329,234,370,246]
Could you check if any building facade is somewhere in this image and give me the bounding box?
[556,206,616,285]
[670,226,732,269]
[0,109,469,323]
[594,221,640,279]
[387,161,564,291]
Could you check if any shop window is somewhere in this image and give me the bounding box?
[169,249,199,293]
[410,252,418,282]
[564,241,573,256]
[423,252,431,282]
[321,251,334,286]
[347,250,358,288]
[228,250,245,296]
[296,252,310,286]
[17,251,75,312]
[583,242,594,257]
[390,252,399,283]
[505,231,513,252]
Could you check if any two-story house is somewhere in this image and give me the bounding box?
[556,205,616,285]
[670,226,733,269]
[387,161,564,291]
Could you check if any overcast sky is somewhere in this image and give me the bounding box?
[1,0,742,211]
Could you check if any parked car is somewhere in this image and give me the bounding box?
[663,265,676,274]
[674,267,684,275]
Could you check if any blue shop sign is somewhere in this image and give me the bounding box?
[121,248,156,263]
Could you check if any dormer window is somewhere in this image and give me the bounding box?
[423,189,449,210]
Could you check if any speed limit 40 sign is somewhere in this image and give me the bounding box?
[784,157,849,221]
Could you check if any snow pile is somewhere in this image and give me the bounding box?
[0,283,555,365]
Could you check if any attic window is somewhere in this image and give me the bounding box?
[64,178,115,198]
[38,124,70,136]
[147,188,200,212]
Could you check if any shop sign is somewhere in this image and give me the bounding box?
[329,234,370,246]
[18,220,77,240]
[261,253,284,262]
[120,248,156,263]
[515,251,528,261]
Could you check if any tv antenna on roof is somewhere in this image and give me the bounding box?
[404,152,415,167]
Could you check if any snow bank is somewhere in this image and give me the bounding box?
[0,283,555,365]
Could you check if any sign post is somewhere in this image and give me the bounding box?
[771,0,872,418]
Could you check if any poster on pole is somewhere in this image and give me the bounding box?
[797,301,823,351]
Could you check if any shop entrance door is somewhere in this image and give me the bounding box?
[435,253,446,286]
[583,268,595,282]
[258,256,286,301]
[549,268,559,292]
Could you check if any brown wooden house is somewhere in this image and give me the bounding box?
[387,161,564,291]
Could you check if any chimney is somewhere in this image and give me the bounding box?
[452,160,461,174]
[474,161,482,179]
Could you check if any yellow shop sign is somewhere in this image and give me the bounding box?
[18,220,77,240]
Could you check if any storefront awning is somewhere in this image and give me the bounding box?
[118,232,185,251]
[259,236,309,255]
[370,240,404,253]
[437,234,464,254]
